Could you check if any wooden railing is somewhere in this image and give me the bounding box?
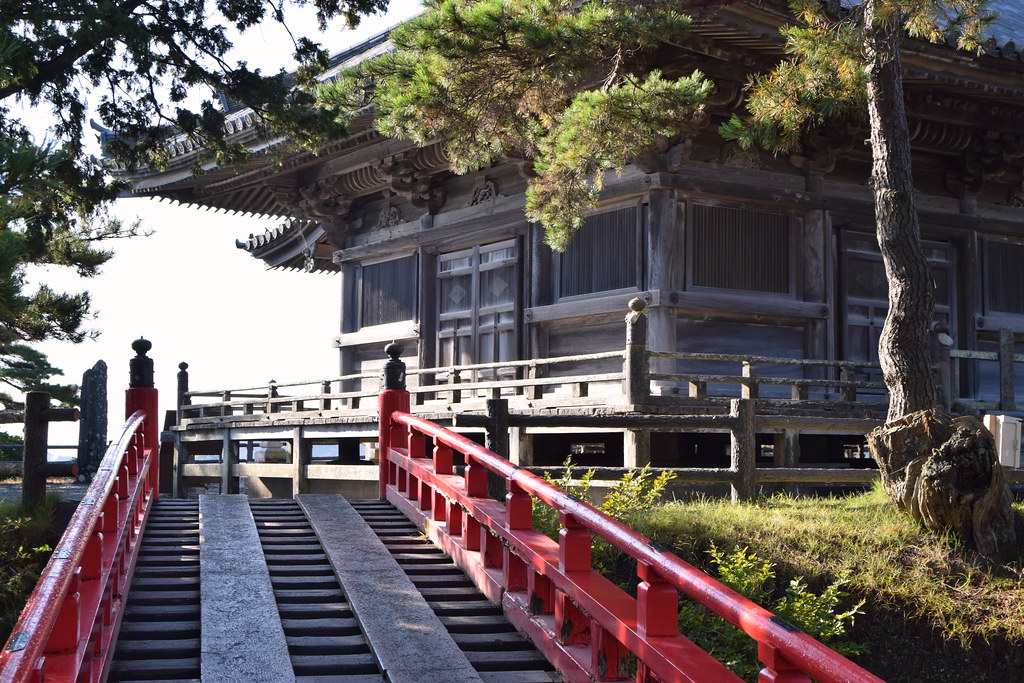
[0,394,79,507]
[177,301,887,424]
[947,328,1024,413]
[0,341,159,683]
[377,357,884,683]
[455,403,891,501]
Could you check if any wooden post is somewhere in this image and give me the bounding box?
[773,429,800,496]
[839,366,856,402]
[999,328,1016,412]
[527,362,543,401]
[292,427,307,497]
[450,368,462,404]
[176,362,190,408]
[22,392,50,508]
[624,429,651,468]
[485,399,509,501]
[268,380,279,414]
[730,398,756,503]
[513,428,533,466]
[320,380,332,411]
[741,360,759,399]
[624,298,650,405]
[220,430,235,495]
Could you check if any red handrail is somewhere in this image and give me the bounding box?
[380,396,882,683]
[0,410,157,683]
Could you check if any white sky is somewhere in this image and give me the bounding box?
[17,1,424,447]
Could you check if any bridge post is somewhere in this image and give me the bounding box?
[126,338,159,500]
[379,343,409,500]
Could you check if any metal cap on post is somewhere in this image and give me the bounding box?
[383,342,407,390]
[129,338,154,389]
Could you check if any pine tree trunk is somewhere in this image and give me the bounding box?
[862,2,1018,555]
[863,1,936,423]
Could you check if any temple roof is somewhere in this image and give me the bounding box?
[112,0,1024,271]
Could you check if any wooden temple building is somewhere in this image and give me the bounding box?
[112,1,1024,497]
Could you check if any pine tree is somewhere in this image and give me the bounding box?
[723,0,1016,555]
[1,0,391,402]
[318,0,714,249]
[318,0,1019,553]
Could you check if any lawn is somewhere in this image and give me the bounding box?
[634,485,1024,681]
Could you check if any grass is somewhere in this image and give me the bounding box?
[0,495,60,643]
[629,483,1024,681]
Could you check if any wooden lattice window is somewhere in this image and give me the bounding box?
[986,239,1024,315]
[360,254,417,327]
[558,205,641,299]
[689,204,793,295]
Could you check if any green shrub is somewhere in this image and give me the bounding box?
[532,460,675,573]
[678,544,866,681]
[0,497,57,642]
[0,431,23,462]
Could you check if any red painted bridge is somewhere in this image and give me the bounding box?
[0,344,884,683]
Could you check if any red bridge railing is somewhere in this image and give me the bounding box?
[377,344,882,683]
[0,340,159,683]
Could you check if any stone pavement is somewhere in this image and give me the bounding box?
[0,478,90,504]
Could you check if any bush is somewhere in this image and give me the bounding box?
[678,544,866,681]
[532,460,675,573]
[0,430,23,462]
[0,497,58,642]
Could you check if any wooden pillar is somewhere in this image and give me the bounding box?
[999,328,1016,412]
[773,429,800,496]
[514,429,533,466]
[624,299,650,405]
[292,427,307,498]
[417,246,436,387]
[485,399,509,501]
[646,190,680,393]
[624,428,651,469]
[220,429,236,495]
[730,399,756,503]
[802,202,830,372]
[22,392,51,508]
[172,432,184,498]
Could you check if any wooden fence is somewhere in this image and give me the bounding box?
[177,302,889,424]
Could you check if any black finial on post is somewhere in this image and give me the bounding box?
[383,343,406,390]
[129,338,154,389]
[177,362,190,407]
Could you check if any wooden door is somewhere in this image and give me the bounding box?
[840,231,956,370]
[437,239,518,371]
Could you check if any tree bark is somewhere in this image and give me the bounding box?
[862,2,1018,555]
[864,0,937,423]
[867,411,1017,556]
